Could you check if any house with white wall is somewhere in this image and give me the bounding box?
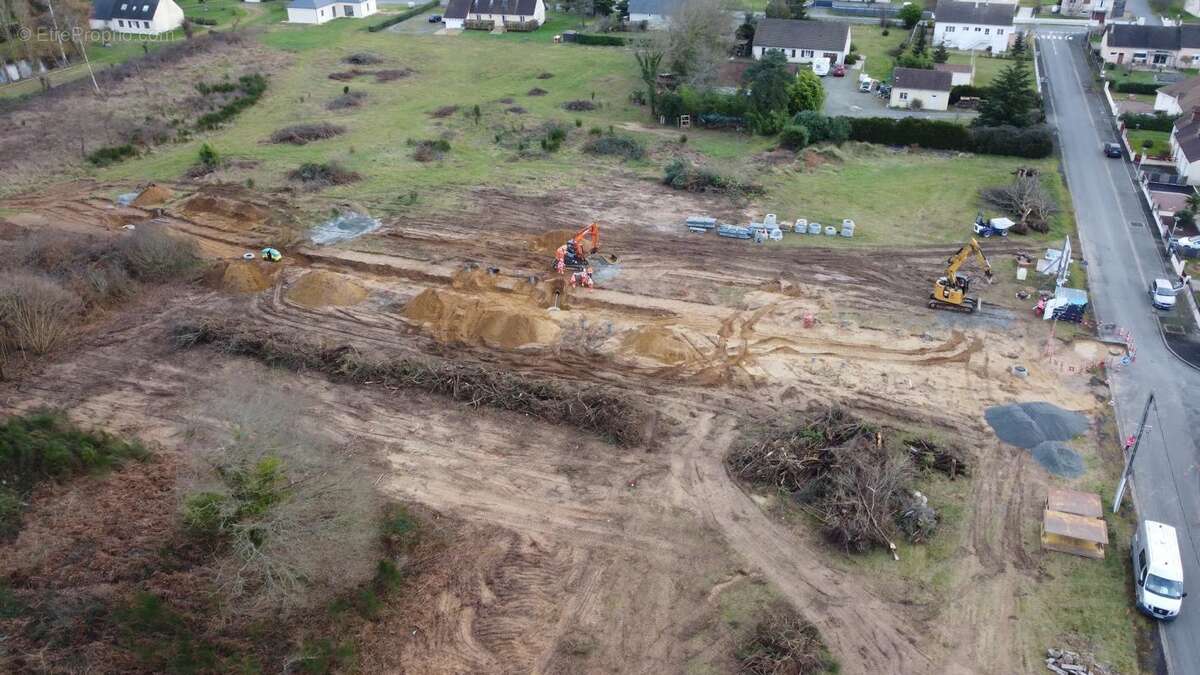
[1170,110,1200,184]
[890,67,953,111]
[443,0,545,30]
[751,18,852,66]
[628,0,677,29]
[932,0,1015,54]
[1100,24,1200,69]
[286,0,377,24]
[934,62,974,86]
[91,0,184,34]
[1156,76,1200,115]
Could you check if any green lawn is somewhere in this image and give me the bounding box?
[1127,129,1172,158]
[945,52,1031,88]
[460,11,583,43]
[850,25,908,81]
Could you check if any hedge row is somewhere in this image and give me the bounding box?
[1121,111,1178,132]
[844,117,1053,158]
[367,0,439,32]
[949,84,987,103]
[1113,81,1162,95]
[574,33,627,46]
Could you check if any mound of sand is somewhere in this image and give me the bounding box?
[286,270,368,308]
[404,288,559,350]
[211,261,275,294]
[132,184,173,208]
[178,193,270,229]
[451,268,500,292]
[623,326,696,365]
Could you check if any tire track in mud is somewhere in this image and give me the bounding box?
[670,411,936,675]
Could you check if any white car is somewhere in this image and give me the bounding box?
[1132,520,1186,620]
[1150,278,1177,310]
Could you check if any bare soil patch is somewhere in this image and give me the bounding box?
[269,122,346,145]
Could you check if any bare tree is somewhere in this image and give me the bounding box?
[664,0,731,88]
[182,376,383,617]
[980,174,1058,233]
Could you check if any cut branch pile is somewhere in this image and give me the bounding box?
[171,320,646,447]
[735,604,832,675]
[727,408,944,553]
[904,437,970,478]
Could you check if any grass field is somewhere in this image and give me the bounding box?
[945,52,1031,88]
[1127,129,1172,158]
[851,25,908,81]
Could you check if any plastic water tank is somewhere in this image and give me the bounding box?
[824,226,837,236]
[794,218,807,234]
[769,228,784,241]
[765,213,777,227]
[841,219,855,238]
[808,222,822,235]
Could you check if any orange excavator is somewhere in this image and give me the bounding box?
[554,222,601,275]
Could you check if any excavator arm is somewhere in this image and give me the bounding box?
[944,238,993,286]
[572,222,600,255]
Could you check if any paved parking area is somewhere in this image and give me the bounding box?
[823,66,978,121]
[384,9,446,34]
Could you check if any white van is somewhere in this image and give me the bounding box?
[811,58,830,77]
[1131,520,1187,620]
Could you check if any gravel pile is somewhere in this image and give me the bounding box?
[983,402,1088,449]
[1031,441,1085,478]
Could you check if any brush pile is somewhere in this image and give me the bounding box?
[170,319,647,447]
[727,408,942,553]
[735,604,832,675]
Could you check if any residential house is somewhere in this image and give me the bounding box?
[890,67,954,110]
[934,62,974,86]
[1171,110,1200,184]
[1060,0,1117,24]
[286,0,376,24]
[1099,24,1200,69]
[751,18,852,66]
[932,0,1016,54]
[443,0,545,30]
[91,0,184,34]
[628,0,677,29]
[1155,76,1200,115]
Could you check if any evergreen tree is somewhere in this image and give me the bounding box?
[933,42,949,64]
[616,0,629,19]
[745,49,793,118]
[787,0,807,19]
[1012,32,1026,58]
[736,12,756,43]
[976,60,1037,128]
[912,24,927,56]
[788,68,826,114]
[765,0,790,19]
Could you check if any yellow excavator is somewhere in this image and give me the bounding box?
[929,238,993,313]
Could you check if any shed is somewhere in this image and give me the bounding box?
[1041,509,1108,559]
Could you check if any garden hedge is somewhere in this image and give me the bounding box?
[367,0,439,32]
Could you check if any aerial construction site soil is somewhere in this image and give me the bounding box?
[0,179,1125,674]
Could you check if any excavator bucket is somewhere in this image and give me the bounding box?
[587,255,620,284]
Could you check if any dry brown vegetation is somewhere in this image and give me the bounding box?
[269,123,347,145]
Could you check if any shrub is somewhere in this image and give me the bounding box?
[573,33,626,46]
[187,15,217,25]
[778,124,810,150]
[910,97,924,111]
[791,111,850,145]
[1114,81,1161,95]
[969,125,1053,158]
[663,159,763,195]
[1121,111,1178,132]
[87,144,136,167]
[736,605,834,675]
[949,84,987,103]
[409,138,451,162]
[843,116,1053,158]
[588,126,603,135]
[844,52,859,65]
[366,0,438,31]
[198,142,220,169]
[116,226,201,282]
[269,123,346,145]
[195,73,267,131]
[582,135,645,160]
[0,273,83,355]
[287,162,362,187]
[540,124,568,152]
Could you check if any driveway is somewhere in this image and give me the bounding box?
[1039,29,1200,675]
[384,10,445,34]
[822,66,979,121]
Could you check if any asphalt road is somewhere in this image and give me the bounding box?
[1121,0,1163,24]
[1039,32,1200,673]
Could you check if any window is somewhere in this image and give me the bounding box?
[1139,550,1147,571]
[790,49,795,57]
[975,26,982,32]
[118,19,125,26]
[900,92,908,100]
[984,28,990,34]
[143,20,150,27]
[1154,52,1169,64]
[997,29,1004,35]
[945,26,955,32]
[120,3,127,9]
[801,49,814,58]
[143,4,149,11]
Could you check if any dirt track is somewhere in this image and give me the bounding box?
[0,180,1113,673]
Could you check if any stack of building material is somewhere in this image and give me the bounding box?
[1041,487,1107,559]
[717,224,752,239]
[686,216,716,233]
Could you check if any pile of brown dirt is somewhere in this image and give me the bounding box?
[404,288,560,350]
[131,183,173,208]
[285,270,368,308]
[178,193,270,229]
[210,260,275,293]
[623,326,698,365]
[529,229,574,253]
[451,267,499,292]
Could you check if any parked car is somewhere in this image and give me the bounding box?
[811,58,830,77]
[1170,236,1200,258]
[832,64,846,77]
[1150,278,1177,310]
[428,13,442,22]
[1132,520,1186,620]
[1103,142,1122,158]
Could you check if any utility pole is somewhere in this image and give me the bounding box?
[43,0,70,67]
[1113,392,1155,513]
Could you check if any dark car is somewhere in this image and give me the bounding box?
[428,13,442,22]
[831,64,846,77]
[1104,142,1123,158]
